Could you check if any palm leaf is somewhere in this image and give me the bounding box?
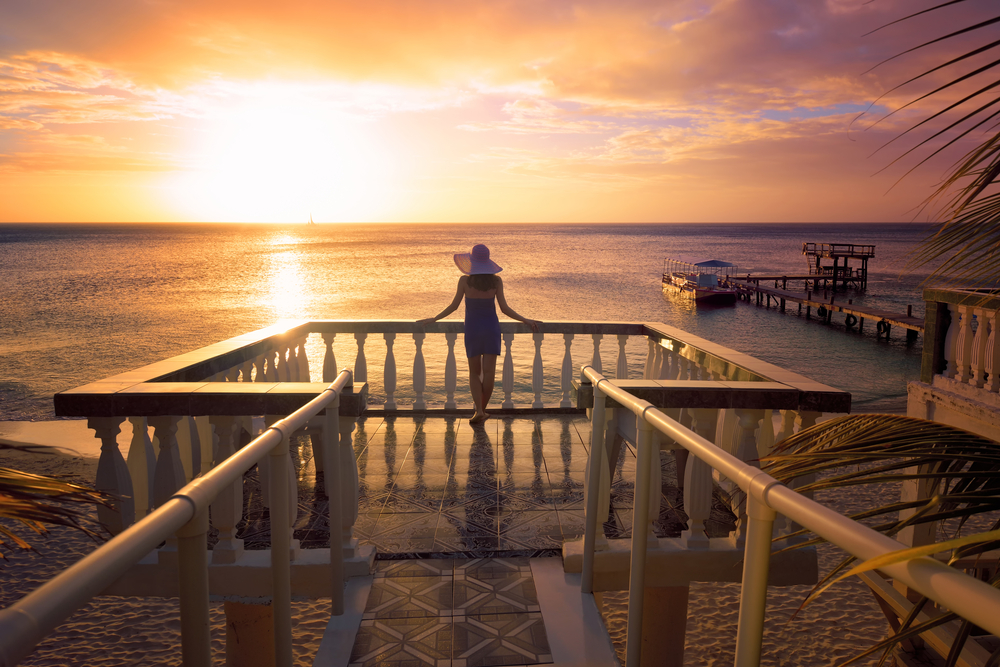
[0,445,114,558]
[764,414,1000,664]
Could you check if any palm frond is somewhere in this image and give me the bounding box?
[0,445,114,559]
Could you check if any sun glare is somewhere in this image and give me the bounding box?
[166,85,399,222]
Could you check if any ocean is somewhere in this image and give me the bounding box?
[0,222,936,421]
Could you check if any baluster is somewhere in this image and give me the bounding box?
[175,416,202,482]
[354,333,368,384]
[274,345,287,381]
[90,417,134,534]
[986,312,1000,392]
[209,416,243,564]
[970,310,988,388]
[445,332,458,410]
[501,331,515,409]
[150,416,184,510]
[267,349,280,381]
[660,347,676,380]
[241,359,254,382]
[196,416,214,475]
[532,331,544,409]
[226,367,240,382]
[774,410,796,443]
[684,409,717,548]
[323,333,338,382]
[644,338,656,379]
[616,334,628,379]
[590,334,603,375]
[297,337,310,381]
[943,304,959,378]
[730,408,765,545]
[383,333,397,410]
[254,355,267,382]
[956,306,975,382]
[288,341,300,381]
[561,333,574,408]
[338,413,361,559]
[125,417,155,520]
[413,331,427,410]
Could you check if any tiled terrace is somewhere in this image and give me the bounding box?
[230,414,737,559]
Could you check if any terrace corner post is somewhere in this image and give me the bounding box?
[921,296,950,384]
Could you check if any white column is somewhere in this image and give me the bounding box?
[986,311,1000,392]
[956,306,975,383]
[268,430,294,667]
[241,359,254,383]
[297,337,310,381]
[339,414,360,559]
[254,355,267,382]
[560,334,575,408]
[445,332,458,410]
[730,408,765,545]
[532,332,544,409]
[276,344,289,382]
[288,343,301,382]
[150,416,185,510]
[267,350,280,381]
[970,309,988,388]
[590,334,603,375]
[616,334,628,379]
[683,409,716,549]
[644,338,656,379]
[383,333,397,410]
[90,417,134,534]
[175,416,202,483]
[413,331,426,410]
[209,416,244,564]
[501,331,515,409]
[323,333,338,382]
[126,416,155,521]
[354,333,368,384]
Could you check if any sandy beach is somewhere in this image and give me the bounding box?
[2,418,906,666]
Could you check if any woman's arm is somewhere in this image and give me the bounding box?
[495,277,541,332]
[417,276,466,326]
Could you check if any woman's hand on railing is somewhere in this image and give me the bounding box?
[525,318,542,332]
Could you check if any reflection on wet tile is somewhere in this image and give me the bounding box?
[350,616,452,667]
[453,612,552,667]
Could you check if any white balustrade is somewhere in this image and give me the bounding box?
[591,333,603,375]
[354,332,368,383]
[412,331,426,410]
[297,337,310,380]
[532,332,544,409]
[561,333,575,408]
[445,332,458,410]
[150,416,185,510]
[209,416,244,564]
[987,311,1000,392]
[90,417,134,535]
[126,416,155,521]
[955,305,974,382]
[323,333,337,382]
[501,332,515,409]
[383,333,397,410]
[616,334,628,379]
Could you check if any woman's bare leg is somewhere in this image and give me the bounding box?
[468,355,486,422]
[480,355,498,413]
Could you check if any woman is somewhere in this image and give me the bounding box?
[418,244,541,423]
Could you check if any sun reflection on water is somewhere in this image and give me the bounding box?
[266,250,307,317]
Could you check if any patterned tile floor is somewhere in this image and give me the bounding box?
[351,557,552,667]
[224,414,737,556]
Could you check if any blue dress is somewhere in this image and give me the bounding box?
[464,296,501,357]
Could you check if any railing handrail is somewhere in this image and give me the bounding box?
[0,370,355,667]
[580,366,1000,667]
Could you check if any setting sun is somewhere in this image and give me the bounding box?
[165,85,399,222]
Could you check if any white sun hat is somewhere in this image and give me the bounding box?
[454,244,503,275]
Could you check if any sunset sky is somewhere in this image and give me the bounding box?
[0,0,992,223]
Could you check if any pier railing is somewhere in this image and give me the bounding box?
[0,371,355,667]
[580,366,1000,667]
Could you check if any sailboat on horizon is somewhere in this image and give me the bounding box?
[308,214,316,225]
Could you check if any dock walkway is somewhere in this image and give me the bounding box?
[727,279,923,340]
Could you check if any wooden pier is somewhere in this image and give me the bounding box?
[726,279,923,342]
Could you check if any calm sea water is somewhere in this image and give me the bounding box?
[0,222,936,421]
